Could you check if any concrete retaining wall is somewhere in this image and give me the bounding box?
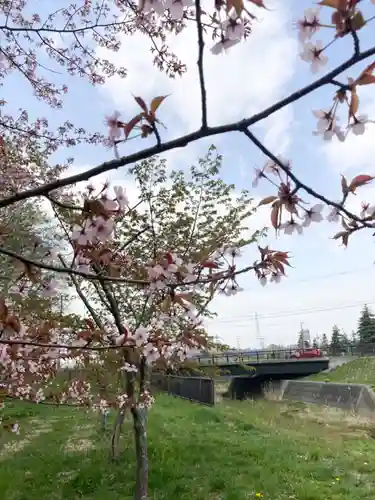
[277,380,375,416]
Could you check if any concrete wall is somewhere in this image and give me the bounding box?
[277,380,375,417]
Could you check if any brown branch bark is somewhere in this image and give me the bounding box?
[1,45,375,208]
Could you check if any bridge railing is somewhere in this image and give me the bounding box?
[193,348,301,365]
[193,343,375,365]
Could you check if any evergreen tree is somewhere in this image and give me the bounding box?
[357,304,375,344]
[351,330,358,346]
[312,337,319,348]
[330,325,342,354]
[341,331,350,348]
[321,333,329,349]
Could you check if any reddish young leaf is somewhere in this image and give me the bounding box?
[355,61,375,86]
[124,113,143,139]
[227,0,244,15]
[348,88,359,118]
[201,261,219,269]
[133,96,148,113]
[318,0,344,8]
[150,95,168,115]
[248,0,268,7]
[85,318,95,330]
[0,297,8,321]
[273,261,286,275]
[270,202,280,229]
[257,195,278,207]
[6,315,21,334]
[348,174,375,192]
[273,251,291,266]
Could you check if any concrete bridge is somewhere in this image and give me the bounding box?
[189,351,330,400]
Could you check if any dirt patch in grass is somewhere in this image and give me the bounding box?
[64,438,95,453]
[56,470,77,483]
[63,424,96,453]
[0,421,54,460]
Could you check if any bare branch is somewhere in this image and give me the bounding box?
[58,254,104,329]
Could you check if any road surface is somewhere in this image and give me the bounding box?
[328,356,357,371]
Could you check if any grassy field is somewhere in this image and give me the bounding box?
[309,357,375,387]
[2,395,375,500]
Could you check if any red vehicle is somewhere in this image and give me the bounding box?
[290,348,326,359]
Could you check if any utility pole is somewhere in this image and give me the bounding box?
[236,336,240,351]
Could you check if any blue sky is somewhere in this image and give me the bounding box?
[2,0,375,348]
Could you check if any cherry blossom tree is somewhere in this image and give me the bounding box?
[1,0,375,498]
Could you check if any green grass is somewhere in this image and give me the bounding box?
[309,357,375,387]
[2,395,375,499]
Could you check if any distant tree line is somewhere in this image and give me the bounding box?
[298,304,375,354]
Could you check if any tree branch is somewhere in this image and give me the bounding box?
[195,0,208,129]
[242,128,374,227]
[1,45,375,208]
[58,254,104,329]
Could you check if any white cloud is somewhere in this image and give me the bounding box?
[91,0,374,348]
[98,0,297,144]
[262,106,294,156]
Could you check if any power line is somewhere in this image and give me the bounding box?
[208,300,374,325]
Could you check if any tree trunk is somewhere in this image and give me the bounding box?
[111,409,125,460]
[132,406,148,500]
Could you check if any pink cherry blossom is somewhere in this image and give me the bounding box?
[300,40,328,73]
[302,204,324,227]
[140,0,165,15]
[349,115,368,136]
[71,223,94,246]
[259,276,267,287]
[164,0,193,20]
[296,8,320,42]
[105,111,122,141]
[114,185,129,210]
[360,202,375,219]
[132,327,149,347]
[326,206,340,222]
[280,219,303,235]
[143,343,160,364]
[41,278,58,297]
[222,11,245,41]
[90,216,114,242]
[270,273,281,284]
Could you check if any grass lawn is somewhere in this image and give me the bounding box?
[309,357,375,388]
[2,395,375,500]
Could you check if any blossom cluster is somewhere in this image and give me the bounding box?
[254,154,375,247]
[296,4,375,142]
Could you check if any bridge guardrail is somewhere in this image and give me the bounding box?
[193,343,375,365]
